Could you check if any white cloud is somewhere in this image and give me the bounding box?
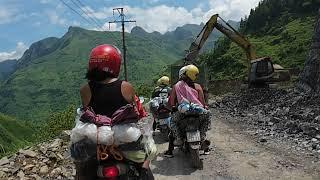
[0,6,17,24]
[89,0,261,34]
[0,42,28,62]
[127,5,200,33]
[46,11,67,25]
[0,5,40,25]
[0,6,14,24]
[207,0,261,20]
[98,5,205,34]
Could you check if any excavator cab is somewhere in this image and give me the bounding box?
[249,57,291,87]
[249,57,274,87]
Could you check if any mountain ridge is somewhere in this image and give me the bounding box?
[0,21,233,121]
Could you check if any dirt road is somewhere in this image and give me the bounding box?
[150,109,320,180]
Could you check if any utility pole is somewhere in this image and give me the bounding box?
[109,8,136,81]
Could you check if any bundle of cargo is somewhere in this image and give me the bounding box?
[149,97,170,118]
[70,105,157,163]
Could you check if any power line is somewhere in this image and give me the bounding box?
[109,7,136,81]
[69,0,102,30]
[60,0,121,45]
[59,0,99,29]
[75,0,123,46]
[74,0,104,28]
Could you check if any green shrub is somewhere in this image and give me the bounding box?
[35,105,76,141]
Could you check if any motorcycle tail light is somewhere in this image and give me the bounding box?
[103,166,119,178]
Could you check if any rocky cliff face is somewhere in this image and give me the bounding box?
[297,12,320,93]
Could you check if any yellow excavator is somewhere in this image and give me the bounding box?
[183,14,290,87]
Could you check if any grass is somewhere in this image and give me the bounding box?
[0,113,33,157]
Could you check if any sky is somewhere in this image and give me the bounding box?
[0,0,261,62]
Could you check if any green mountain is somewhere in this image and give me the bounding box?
[0,23,224,121]
[0,113,33,156]
[0,59,17,82]
[201,0,318,80]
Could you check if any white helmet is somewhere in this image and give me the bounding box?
[179,66,187,79]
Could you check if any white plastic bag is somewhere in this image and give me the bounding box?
[97,126,114,145]
[85,123,98,143]
[141,135,157,161]
[70,121,97,143]
[137,117,153,136]
[70,108,85,143]
[70,120,87,143]
[113,123,142,145]
[71,108,114,145]
[150,98,160,108]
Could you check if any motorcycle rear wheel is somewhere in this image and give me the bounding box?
[189,148,203,169]
[160,128,170,141]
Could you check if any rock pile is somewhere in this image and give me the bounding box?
[212,88,320,155]
[0,131,74,179]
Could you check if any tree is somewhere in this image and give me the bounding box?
[297,12,320,93]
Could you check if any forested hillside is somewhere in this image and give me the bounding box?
[201,0,319,80]
[0,113,33,156]
[0,60,17,81]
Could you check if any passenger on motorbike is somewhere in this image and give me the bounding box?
[164,65,211,158]
[151,76,171,98]
[78,44,153,179]
[150,76,172,130]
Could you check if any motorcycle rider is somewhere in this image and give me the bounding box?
[151,76,171,98]
[78,44,153,179]
[150,76,172,130]
[164,64,211,158]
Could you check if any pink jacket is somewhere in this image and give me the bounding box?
[174,80,204,107]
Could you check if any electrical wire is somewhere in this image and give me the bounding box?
[69,0,103,30]
[59,0,99,29]
[74,0,105,28]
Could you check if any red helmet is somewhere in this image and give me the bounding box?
[88,44,122,77]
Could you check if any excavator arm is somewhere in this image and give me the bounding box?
[183,14,289,87]
[184,14,257,64]
[184,14,219,62]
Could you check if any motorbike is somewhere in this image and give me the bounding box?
[150,93,171,140]
[96,141,155,180]
[176,114,203,169]
[71,139,152,180]
[97,158,150,180]
[153,104,171,140]
[97,159,141,180]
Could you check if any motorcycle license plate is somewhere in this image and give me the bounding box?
[186,130,200,142]
[159,117,171,126]
[159,119,167,125]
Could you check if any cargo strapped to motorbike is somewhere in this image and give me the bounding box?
[96,126,124,161]
[70,106,157,163]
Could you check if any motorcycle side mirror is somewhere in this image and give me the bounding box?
[139,96,145,104]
